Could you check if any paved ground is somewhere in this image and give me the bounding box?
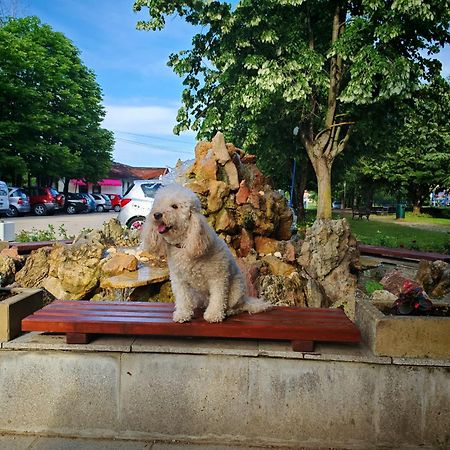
[3,211,116,239]
[0,434,333,450]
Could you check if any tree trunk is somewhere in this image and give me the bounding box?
[412,204,421,215]
[313,156,332,219]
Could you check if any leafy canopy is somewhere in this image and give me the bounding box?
[134,0,450,216]
[0,16,114,185]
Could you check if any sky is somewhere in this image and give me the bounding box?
[23,0,198,168]
[16,0,450,170]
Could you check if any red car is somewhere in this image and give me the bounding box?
[107,193,122,212]
[23,187,65,216]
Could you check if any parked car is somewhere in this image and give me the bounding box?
[80,193,97,212]
[91,193,113,212]
[23,187,64,216]
[107,193,122,212]
[117,180,162,230]
[6,187,31,217]
[0,181,9,216]
[64,193,89,214]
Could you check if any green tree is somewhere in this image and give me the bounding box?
[134,0,450,219]
[356,79,450,214]
[0,16,113,186]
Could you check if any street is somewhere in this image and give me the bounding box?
[3,211,117,240]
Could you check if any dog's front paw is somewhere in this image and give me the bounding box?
[203,308,225,323]
[173,310,193,323]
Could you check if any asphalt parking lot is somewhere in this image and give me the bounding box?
[3,211,116,239]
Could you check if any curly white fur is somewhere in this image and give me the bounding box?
[141,183,270,323]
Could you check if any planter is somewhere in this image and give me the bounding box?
[0,287,43,342]
[356,297,450,359]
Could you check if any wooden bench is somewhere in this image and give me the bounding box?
[21,301,361,352]
[352,205,371,220]
[358,243,450,263]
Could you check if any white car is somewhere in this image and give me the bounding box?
[0,181,9,216]
[117,180,162,230]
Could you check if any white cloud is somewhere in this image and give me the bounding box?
[103,104,181,135]
[102,103,196,167]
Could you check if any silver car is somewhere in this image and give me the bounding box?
[7,187,31,217]
[91,193,113,212]
[117,180,162,230]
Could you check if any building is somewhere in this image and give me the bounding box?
[60,163,170,195]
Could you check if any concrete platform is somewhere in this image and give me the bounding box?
[0,433,294,449]
[1,333,449,449]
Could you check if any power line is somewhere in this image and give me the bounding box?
[115,130,194,145]
[115,137,193,154]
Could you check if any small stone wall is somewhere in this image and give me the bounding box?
[0,335,448,449]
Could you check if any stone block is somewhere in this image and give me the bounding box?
[356,297,450,359]
[0,351,120,434]
[0,288,43,342]
[119,353,250,438]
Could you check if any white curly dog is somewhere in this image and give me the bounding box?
[141,183,270,323]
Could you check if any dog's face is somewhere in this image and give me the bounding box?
[149,183,202,246]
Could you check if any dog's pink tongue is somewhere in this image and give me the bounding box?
[157,224,167,233]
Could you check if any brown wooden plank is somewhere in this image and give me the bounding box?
[291,340,315,352]
[22,302,361,346]
[66,333,92,344]
[358,243,450,262]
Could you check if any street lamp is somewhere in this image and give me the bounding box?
[289,126,300,208]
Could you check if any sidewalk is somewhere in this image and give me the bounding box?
[0,434,333,450]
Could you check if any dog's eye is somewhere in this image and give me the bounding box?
[171,204,178,209]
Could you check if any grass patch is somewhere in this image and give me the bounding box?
[341,217,449,253]
[296,210,450,253]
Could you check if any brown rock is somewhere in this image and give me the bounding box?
[431,268,450,298]
[196,149,217,181]
[195,141,212,160]
[211,131,231,164]
[259,272,307,307]
[238,228,254,258]
[0,255,16,286]
[247,189,261,209]
[15,247,51,288]
[380,269,420,296]
[236,258,262,297]
[215,208,237,233]
[0,241,10,252]
[185,179,210,195]
[207,180,229,213]
[236,180,250,205]
[223,160,240,190]
[254,236,279,255]
[284,241,296,262]
[241,154,257,164]
[262,254,296,277]
[0,247,20,260]
[102,253,139,276]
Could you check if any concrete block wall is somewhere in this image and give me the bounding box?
[0,335,449,449]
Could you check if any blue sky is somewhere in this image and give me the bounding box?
[25,0,198,168]
[20,1,450,169]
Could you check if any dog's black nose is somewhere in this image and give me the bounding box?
[153,212,162,220]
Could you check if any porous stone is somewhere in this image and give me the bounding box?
[102,253,139,276]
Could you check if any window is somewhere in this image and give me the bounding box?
[141,183,161,198]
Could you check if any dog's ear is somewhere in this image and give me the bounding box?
[184,212,213,259]
[140,215,167,258]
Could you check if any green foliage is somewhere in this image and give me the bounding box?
[0,17,114,185]
[354,79,450,208]
[15,224,70,242]
[364,280,384,295]
[134,0,450,218]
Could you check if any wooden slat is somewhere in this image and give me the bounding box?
[358,243,450,262]
[22,301,361,350]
